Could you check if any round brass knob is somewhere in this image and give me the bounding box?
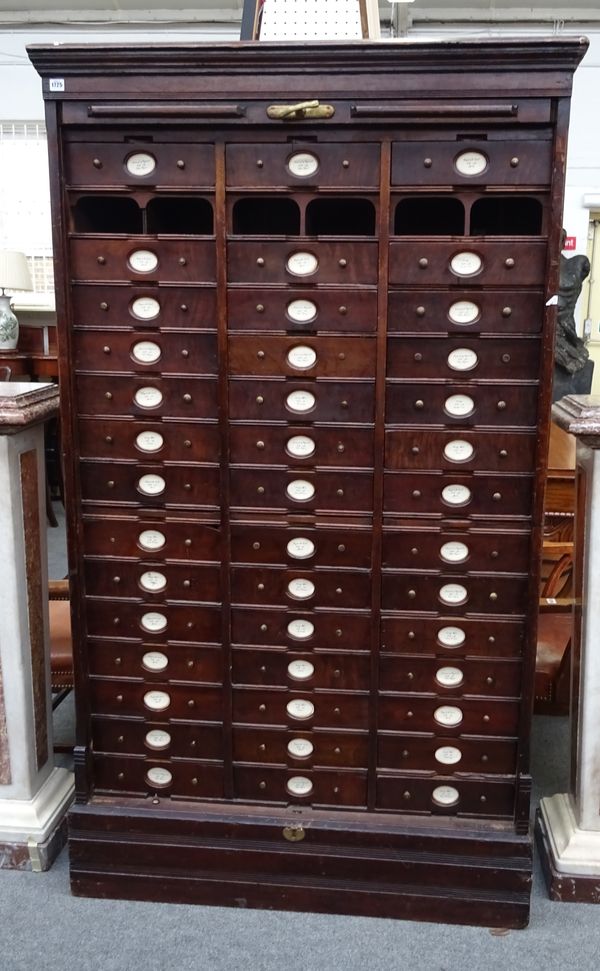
[499,449,508,458]
[118,735,124,743]
[338,544,346,552]
[181,349,189,358]
[256,159,264,168]
[184,440,191,448]
[489,592,498,601]
[260,624,268,632]
[259,704,266,713]
[415,400,424,409]
[411,548,418,555]
[256,257,265,266]
[338,306,348,315]
[184,538,192,546]
[510,157,520,167]
[256,441,265,449]
[118,773,124,781]
[480,795,487,803]
[408,631,415,640]
[416,306,426,317]
[338,352,345,360]
[337,443,345,453]
[259,781,266,790]
[492,492,501,501]
[256,395,264,404]
[338,259,347,268]
[92,158,102,168]
[183,393,192,402]
[178,258,187,266]
[411,446,419,455]
[497,400,506,410]
[423,158,433,168]
[104,391,113,400]
[257,350,265,359]
[176,160,185,169]
[342,160,350,168]
[184,483,192,491]
[407,710,414,718]
[418,257,429,269]
[105,435,113,444]
[481,754,489,762]
[253,541,261,550]
[336,488,344,496]
[116,694,123,702]
[113,617,120,626]
[97,256,106,265]
[403,791,412,800]
[502,306,512,317]
[504,257,515,268]
[488,636,495,644]
[501,353,511,363]
[257,583,265,591]
[183,580,191,588]
[412,490,421,499]
[257,486,265,494]
[341,400,349,409]
[408,590,416,599]
[107,480,115,489]
[483,714,490,723]
[407,672,414,680]
[180,304,188,312]
[256,304,265,313]
[486,676,494,684]
[334,707,341,714]
[491,550,499,559]
[334,747,341,754]
[100,301,109,311]
[335,629,342,637]
[414,352,422,362]
[187,699,195,708]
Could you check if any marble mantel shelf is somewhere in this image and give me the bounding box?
[0,383,59,433]
[552,394,600,445]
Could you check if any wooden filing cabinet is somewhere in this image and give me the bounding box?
[29,37,586,927]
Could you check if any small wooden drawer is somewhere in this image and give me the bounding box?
[82,515,221,561]
[227,287,378,334]
[91,716,223,760]
[386,335,541,381]
[92,754,224,800]
[377,733,518,774]
[228,241,378,285]
[73,329,218,376]
[384,471,534,518]
[378,655,522,697]
[85,599,221,642]
[226,143,380,188]
[78,418,220,463]
[71,283,216,329]
[228,335,376,378]
[76,374,219,419]
[232,647,370,690]
[79,460,220,509]
[387,289,544,335]
[377,695,520,735]
[229,378,375,424]
[233,765,368,808]
[231,565,371,610]
[229,424,374,468]
[69,237,217,283]
[385,430,536,473]
[382,525,530,573]
[231,607,372,650]
[381,572,529,616]
[232,688,369,730]
[376,774,516,817]
[381,615,526,659]
[385,384,539,428]
[64,141,215,187]
[233,727,369,768]
[87,639,223,683]
[83,559,221,603]
[230,468,373,514]
[391,138,552,186]
[90,678,223,720]
[389,240,547,286]
[230,523,373,569]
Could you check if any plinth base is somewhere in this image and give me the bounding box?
[536,794,600,903]
[0,767,74,871]
[70,798,532,928]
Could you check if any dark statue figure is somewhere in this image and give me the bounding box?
[553,232,594,402]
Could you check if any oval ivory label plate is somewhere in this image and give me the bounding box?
[145,766,173,788]
[432,784,460,807]
[287,578,315,600]
[287,619,314,640]
[131,296,160,320]
[286,479,315,502]
[287,299,317,323]
[440,541,469,564]
[287,537,315,559]
[139,571,167,593]
[455,150,488,176]
[287,345,317,370]
[138,474,166,497]
[447,347,478,372]
[143,689,170,711]
[445,394,474,417]
[286,699,315,720]
[288,737,314,758]
[138,529,166,551]
[436,665,464,688]
[287,775,313,796]
[286,252,318,276]
[136,430,164,453]
[288,659,315,680]
[287,435,315,458]
[126,152,156,177]
[442,484,472,506]
[435,745,462,766]
[448,300,479,325]
[438,626,466,648]
[132,340,161,364]
[142,650,169,672]
[286,390,316,414]
[288,152,319,178]
[145,728,171,751]
[128,249,158,274]
[450,252,482,276]
[140,611,168,633]
[439,582,468,605]
[134,386,163,408]
[434,705,463,727]
[443,439,474,463]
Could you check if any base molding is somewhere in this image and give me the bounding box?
[536,798,600,903]
[69,798,532,927]
[0,767,73,871]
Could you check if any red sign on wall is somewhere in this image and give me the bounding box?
[563,236,577,250]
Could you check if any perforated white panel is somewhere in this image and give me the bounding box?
[260,0,364,40]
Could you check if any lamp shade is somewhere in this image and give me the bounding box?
[0,250,33,292]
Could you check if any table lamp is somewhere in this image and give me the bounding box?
[0,250,33,351]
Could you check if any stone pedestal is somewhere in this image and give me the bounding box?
[537,394,600,902]
[0,382,73,870]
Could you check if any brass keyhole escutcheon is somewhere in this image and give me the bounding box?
[283,824,306,842]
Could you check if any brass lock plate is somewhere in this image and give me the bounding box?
[267,100,335,121]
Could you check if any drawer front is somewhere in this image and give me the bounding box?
[231,566,371,610]
[233,648,370,690]
[387,289,544,335]
[233,765,368,808]
[391,138,552,186]
[227,287,378,334]
[233,727,369,768]
[385,430,537,473]
[376,775,516,817]
[82,515,221,560]
[87,639,223,683]
[386,336,540,381]
[91,716,223,760]
[381,573,529,616]
[90,678,222,720]
[228,335,376,378]
[381,615,525,658]
[85,600,221,642]
[378,655,522,697]
[76,374,219,419]
[230,523,373,569]
[71,283,216,328]
[226,143,380,188]
[74,329,218,375]
[232,688,369,730]
[228,241,378,285]
[229,425,374,468]
[382,526,530,572]
[78,418,219,463]
[229,378,375,424]
[377,733,517,774]
[93,754,224,800]
[384,471,533,518]
[230,468,373,514]
[83,560,221,603]
[80,460,220,509]
[385,383,539,427]
[377,695,520,735]
[69,237,216,283]
[231,608,372,650]
[65,141,215,188]
[389,240,547,286]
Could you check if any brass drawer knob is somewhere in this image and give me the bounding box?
[183,393,192,402]
[256,395,264,404]
[256,257,265,267]
[256,159,264,167]
[418,257,429,269]
[338,305,347,315]
[92,157,102,168]
[178,257,187,266]
[497,400,507,410]
[100,301,109,311]
[253,541,261,550]
[411,446,419,455]
[342,160,350,168]
[104,391,113,400]
[412,490,421,499]
[97,256,106,265]
[283,824,305,842]
[256,441,265,449]
[176,159,185,169]
[256,304,265,313]
[416,306,425,317]
[423,158,433,168]
[492,492,502,501]
[181,349,189,357]
[510,157,520,167]
[504,257,515,268]
[338,259,347,268]
[415,400,424,409]
[502,306,512,317]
